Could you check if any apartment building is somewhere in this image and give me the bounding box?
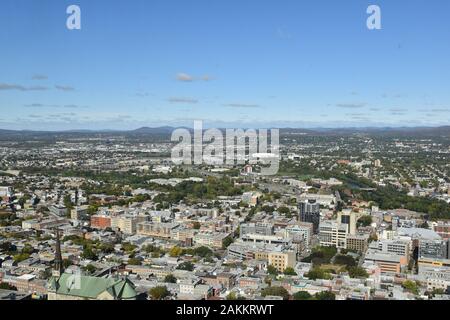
[193,232,230,249]
[238,277,262,289]
[22,217,68,231]
[227,241,283,261]
[419,239,449,260]
[240,222,274,237]
[318,220,349,249]
[137,222,179,239]
[346,234,369,253]
[171,227,196,243]
[90,214,111,230]
[285,223,313,246]
[435,221,450,239]
[241,192,262,207]
[111,215,147,234]
[49,205,68,217]
[201,273,236,289]
[268,251,296,273]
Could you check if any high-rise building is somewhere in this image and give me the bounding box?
[337,210,359,235]
[435,221,450,240]
[419,239,449,260]
[319,220,349,249]
[240,222,274,237]
[299,199,320,232]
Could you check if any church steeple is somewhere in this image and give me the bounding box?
[53,228,63,277]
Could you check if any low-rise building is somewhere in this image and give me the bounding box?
[268,251,296,272]
[90,214,111,230]
[193,232,231,249]
[137,222,179,239]
[49,205,68,217]
[364,251,408,274]
[346,234,369,253]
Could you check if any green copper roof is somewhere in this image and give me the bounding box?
[118,280,138,300]
[49,273,137,300]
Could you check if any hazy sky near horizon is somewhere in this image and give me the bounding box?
[1,0,450,130]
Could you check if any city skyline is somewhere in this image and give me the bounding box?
[1,0,450,130]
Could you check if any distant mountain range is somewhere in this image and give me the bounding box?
[279,126,450,137]
[1,126,450,138]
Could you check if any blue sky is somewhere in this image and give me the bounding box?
[1,0,450,130]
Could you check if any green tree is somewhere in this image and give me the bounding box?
[98,243,114,254]
[128,257,142,265]
[261,286,290,300]
[81,247,98,260]
[226,292,237,300]
[301,246,337,266]
[192,222,201,229]
[293,291,312,300]
[222,236,234,249]
[278,207,290,215]
[305,268,332,280]
[169,246,183,257]
[283,267,297,276]
[314,291,336,300]
[164,274,177,283]
[402,280,419,295]
[267,265,279,275]
[0,242,15,253]
[13,253,30,263]
[63,194,74,210]
[84,264,97,274]
[0,283,16,290]
[149,286,170,300]
[121,242,137,253]
[226,292,246,300]
[357,215,373,227]
[347,266,369,279]
[21,244,35,255]
[334,254,356,267]
[193,246,213,258]
[177,261,194,271]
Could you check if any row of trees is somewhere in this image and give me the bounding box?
[360,185,450,220]
[261,286,336,300]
